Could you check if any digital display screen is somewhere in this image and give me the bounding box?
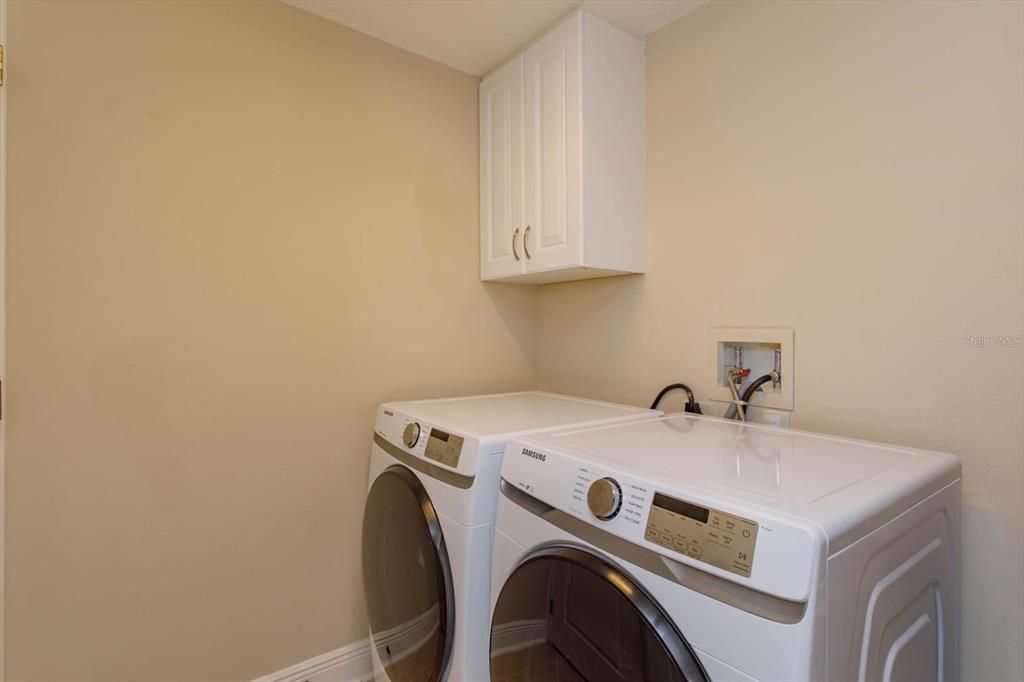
[424,428,464,468]
[653,493,710,524]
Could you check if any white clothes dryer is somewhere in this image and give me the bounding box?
[362,392,659,682]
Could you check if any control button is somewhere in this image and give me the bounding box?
[587,477,623,520]
[403,422,421,449]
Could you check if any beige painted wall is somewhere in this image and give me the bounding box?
[5,0,1023,680]
[5,1,535,679]
[537,2,1023,680]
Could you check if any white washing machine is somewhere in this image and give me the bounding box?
[490,414,960,681]
[361,391,659,682]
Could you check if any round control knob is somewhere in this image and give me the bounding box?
[587,477,623,520]
[403,422,421,448]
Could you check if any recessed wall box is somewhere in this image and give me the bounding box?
[708,327,794,411]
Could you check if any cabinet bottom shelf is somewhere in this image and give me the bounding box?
[482,266,644,285]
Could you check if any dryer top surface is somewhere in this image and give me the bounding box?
[384,391,656,440]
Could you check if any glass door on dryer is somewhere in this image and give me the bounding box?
[490,546,708,682]
[363,465,454,682]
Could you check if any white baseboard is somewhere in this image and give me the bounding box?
[372,604,440,668]
[254,638,374,682]
[254,606,443,682]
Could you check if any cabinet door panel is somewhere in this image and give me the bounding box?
[480,56,525,280]
[524,14,581,272]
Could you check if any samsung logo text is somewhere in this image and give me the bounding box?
[521,448,547,462]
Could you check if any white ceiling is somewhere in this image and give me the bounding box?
[282,1,706,76]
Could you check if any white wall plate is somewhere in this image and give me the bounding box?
[707,327,794,411]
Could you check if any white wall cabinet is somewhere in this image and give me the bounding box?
[479,10,645,284]
[479,54,524,280]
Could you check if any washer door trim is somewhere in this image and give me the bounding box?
[363,465,456,682]
[492,543,710,682]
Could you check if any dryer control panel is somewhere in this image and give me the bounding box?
[424,428,465,468]
[374,406,480,479]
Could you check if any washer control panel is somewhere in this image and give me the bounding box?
[587,477,623,520]
[571,467,650,528]
[424,427,465,468]
[505,435,818,602]
[644,492,759,577]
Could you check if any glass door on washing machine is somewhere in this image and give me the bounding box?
[490,546,708,682]
[363,465,454,682]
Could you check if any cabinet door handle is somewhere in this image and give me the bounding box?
[512,228,521,261]
[523,225,532,260]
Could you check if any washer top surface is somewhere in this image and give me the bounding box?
[519,413,960,540]
[384,391,654,440]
